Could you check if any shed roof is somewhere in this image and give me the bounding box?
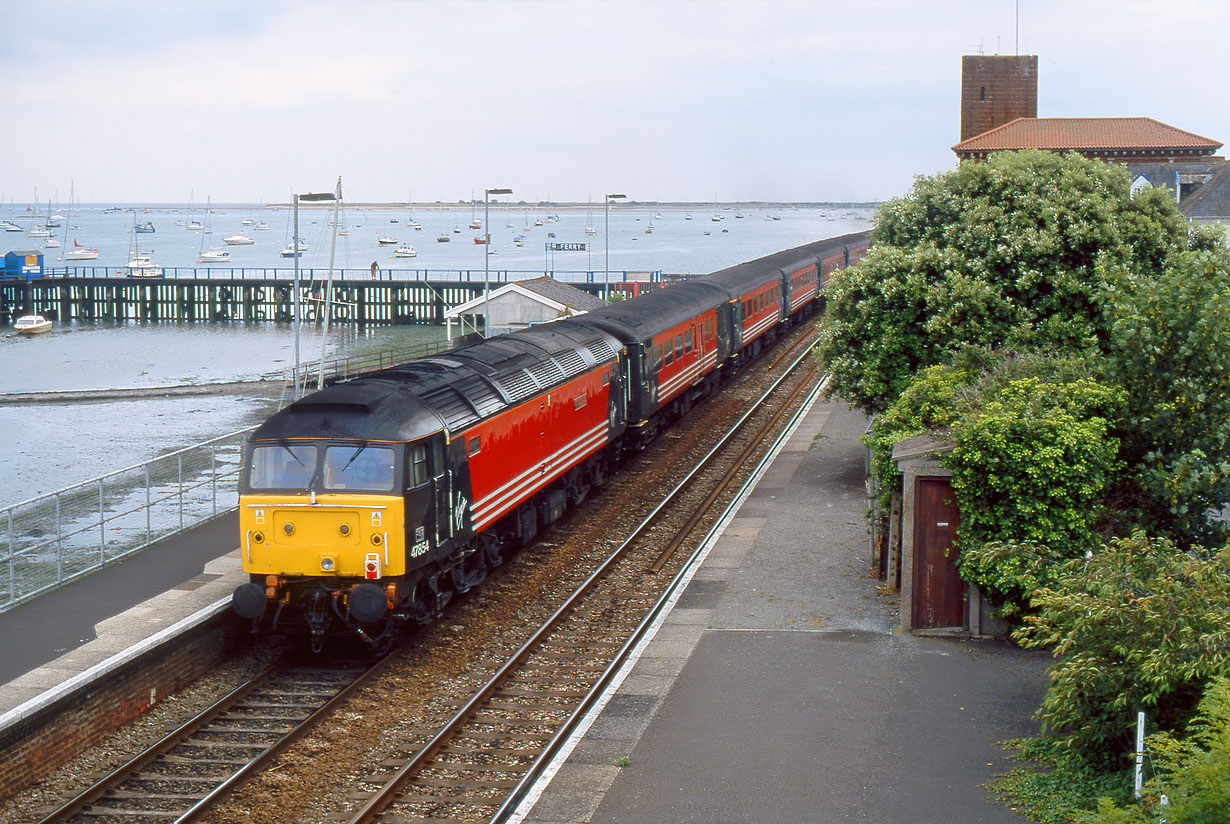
[953,117,1222,154]
[445,276,606,318]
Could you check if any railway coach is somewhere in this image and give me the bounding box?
[232,230,868,647]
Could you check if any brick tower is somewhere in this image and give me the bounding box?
[960,55,1038,142]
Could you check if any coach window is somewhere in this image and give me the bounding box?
[662,341,673,367]
[407,443,429,488]
[684,329,693,353]
[674,334,684,359]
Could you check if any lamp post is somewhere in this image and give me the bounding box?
[483,187,512,338]
[604,193,626,301]
[292,186,338,398]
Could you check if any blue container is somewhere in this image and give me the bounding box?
[3,250,43,280]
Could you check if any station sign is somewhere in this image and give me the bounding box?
[547,242,587,252]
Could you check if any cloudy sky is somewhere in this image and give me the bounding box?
[2,0,1226,205]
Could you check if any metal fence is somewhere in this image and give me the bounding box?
[0,428,254,614]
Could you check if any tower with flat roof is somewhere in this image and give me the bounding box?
[960,55,1038,142]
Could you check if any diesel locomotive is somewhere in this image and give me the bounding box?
[231,231,868,647]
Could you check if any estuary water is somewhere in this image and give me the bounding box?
[0,205,876,507]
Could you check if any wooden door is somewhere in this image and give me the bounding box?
[911,478,964,629]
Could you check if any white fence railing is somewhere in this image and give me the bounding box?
[1,428,255,614]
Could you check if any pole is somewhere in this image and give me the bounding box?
[292,193,301,398]
[604,196,609,301]
[317,176,342,391]
[484,191,490,338]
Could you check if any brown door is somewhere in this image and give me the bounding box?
[912,478,964,629]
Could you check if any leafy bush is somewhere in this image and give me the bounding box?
[1103,244,1230,549]
[949,373,1124,604]
[1014,533,1230,759]
[1081,677,1230,823]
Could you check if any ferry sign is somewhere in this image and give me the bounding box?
[547,242,587,252]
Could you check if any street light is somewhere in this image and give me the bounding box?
[604,193,626,302]
[292,186,338,398]
[483,187,513,338]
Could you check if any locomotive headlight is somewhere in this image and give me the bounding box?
[339,523,351,536]
[320,556,336,571]
[283,523,295,536]
[252,531,265,544]
[371,533,383,546]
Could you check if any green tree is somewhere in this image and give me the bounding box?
[816,150,1190,415]
[1102,240,1230,548]
[1014,533,1230,759]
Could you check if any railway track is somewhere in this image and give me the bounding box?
[27,328,824,824]
[35,655,394,824]
[341,347,824,824]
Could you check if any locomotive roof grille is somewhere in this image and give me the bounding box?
[498,370,540,404]
[588,338,616,362]
[527,359,566,387]
[419,385,479,430]
[555,349,587,377]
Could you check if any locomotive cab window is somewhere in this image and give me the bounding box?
[248,443,316,490]
[323,445,396,493]
[407,443,429,488]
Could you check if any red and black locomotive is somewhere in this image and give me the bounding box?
[231,231,868,646]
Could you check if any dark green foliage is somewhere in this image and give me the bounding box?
[1103,243,1230,548]
[1014,534,1230,758]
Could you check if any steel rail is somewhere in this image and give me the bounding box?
[345,347,822,824]
[491,374,830,823]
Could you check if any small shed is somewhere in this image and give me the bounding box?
[892,434,1003,638]
[445,276,607,338]
[3,250,43,280]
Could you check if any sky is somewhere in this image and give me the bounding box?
[2,0,1228,206]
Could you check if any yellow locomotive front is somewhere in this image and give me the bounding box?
[232,439,409,645]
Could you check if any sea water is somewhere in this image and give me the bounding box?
[0,205,876,506]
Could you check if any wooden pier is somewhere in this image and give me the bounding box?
[0,274,622,327]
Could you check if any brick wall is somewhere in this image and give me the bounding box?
[960,55,1038,142]
[0,615,250,802]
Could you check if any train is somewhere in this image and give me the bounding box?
[231,231,868,648]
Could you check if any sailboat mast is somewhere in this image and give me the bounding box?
[317,177,343,391]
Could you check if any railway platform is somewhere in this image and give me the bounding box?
[0,514,243,717]
[512,397,1050,824]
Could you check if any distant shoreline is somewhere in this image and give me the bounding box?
[4,202,881,213]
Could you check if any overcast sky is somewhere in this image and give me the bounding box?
[2,0,1227,205]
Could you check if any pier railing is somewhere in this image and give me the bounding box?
[36,266,661,284]
[0,429,253,614]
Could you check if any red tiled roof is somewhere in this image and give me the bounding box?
[953,117,1222,153]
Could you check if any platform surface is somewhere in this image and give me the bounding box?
[518,398,1049,824]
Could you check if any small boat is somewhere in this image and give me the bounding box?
[473,237,487,245]
[44,238,61,248]
[14,314,52,335]
[585,226,596,235]
[393,245,417,258]
[125,255,163,278]
[200,247,230,263]
[390,218,399,224]
[134,221,156,233]
[409,221,422,230]
[65,241,99,260]
[223,234,255,245]
[1,221,21,232]
[254,222,271,230]
[241,218,256,226]
[469,220,481,230]
[377,235,398,246]
[436,235,450,243]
